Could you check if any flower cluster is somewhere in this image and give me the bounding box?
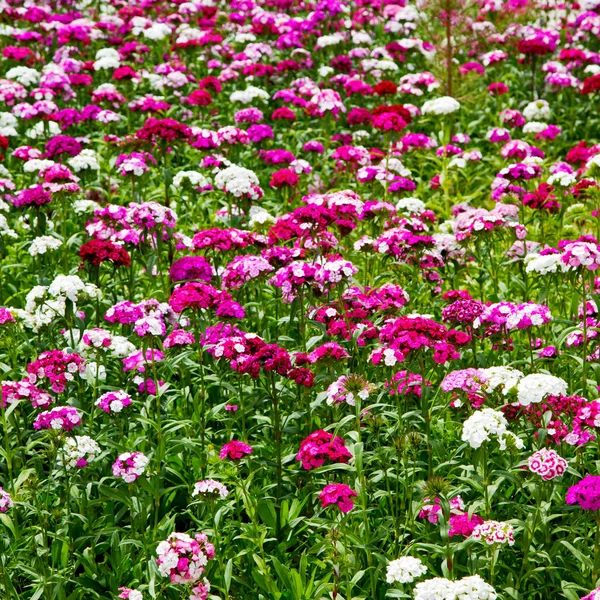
[112,452,150,483]
[296,430,352,470]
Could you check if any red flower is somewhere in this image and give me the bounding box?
[373,80,398,96]
[270,169,299,189]
[186,89,213,107]
[79,239,131,267]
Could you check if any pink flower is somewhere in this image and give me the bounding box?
[319,483,357,513]
[566,475,600,510]
[219,440,253,461]
[296,430,352,470]
[528,448,567,480]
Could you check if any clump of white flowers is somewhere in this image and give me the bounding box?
[414,575,497,600]
[523,99,550,121]
[516,373,568,406]
[421,96,460,115]
[524,252,563,274]
[413,577,457,600]
[229,86,269,104]
[396,197,426,214]
[6,66,40,86]
[19,275,102,331]
[248,206,275,228]
[68,149,99,172]
[58,436,101,470]
[386,556,427,584]
[93,49,121,71]
[461,408,524,450]
[28,236,62,256]
[480,366,523,395]
[214,165,262,199]
[454,575,498,599]
[173,170,211,189]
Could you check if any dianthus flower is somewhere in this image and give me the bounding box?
[169,256,213,283]
[113,452,150,482]
[27,350,85,393]
[163,329,195,349]
[296,430,352,470]
[319,483,357,513]
[59,435,101,469]
[95,390,132,413]
[79,239,131,268]
[472,520,515,545]
[136,118,192,144]
[44,135,82,159]
[0,487,13,512]
[169,282,244,319]
[449,512,485,537]
[222,256,274,290]
[386,556,427,584]
[528,448,567,480]
[219,440,252,461]
[2,379,53,409]
[462,408,523,450]
[192,480,229,500]
[33,406,82,432]
[156,532,214,584]
[14,184,52,208]
[566,475,600,510]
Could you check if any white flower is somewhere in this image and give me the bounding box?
[84,362,106,384]
[24,159,56,173]
[454,575,497,599]
[58,436,101,470]
[414,577,457,600]
[462,408,524,450]
[516,373,567,406]
[315,33,344,48]
[6,66,40,86]
[248,206,275,228]
[229,86,269,104]
[524,252,564,274]
[26,121,61,139]
[74,199,101,214]
[68,149,99,172]
[173,170,210,189]
[421,96,460,115]
[523,121,547,134]
[523,99,550,121]
[547,171,576,187]
[143,23,172,40]
[214,165,261,199]
[480,366,523,394]
[29,236,62,256]
[414,575,497,600]
[386,556,427,584]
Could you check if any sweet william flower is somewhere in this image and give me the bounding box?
[0,487,13,512]
[566,475,600,510]
[528,448,567,480]
[472,520,515,545]
[319,483,357,513]
[118,588,143,600]
[219,440,252,461]
[386,556,427,584]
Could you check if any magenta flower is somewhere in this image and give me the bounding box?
[319,483,357,513]
[566,475,600,510]
[219,440,253,461]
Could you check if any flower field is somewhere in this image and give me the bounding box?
[5,0,600,599]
